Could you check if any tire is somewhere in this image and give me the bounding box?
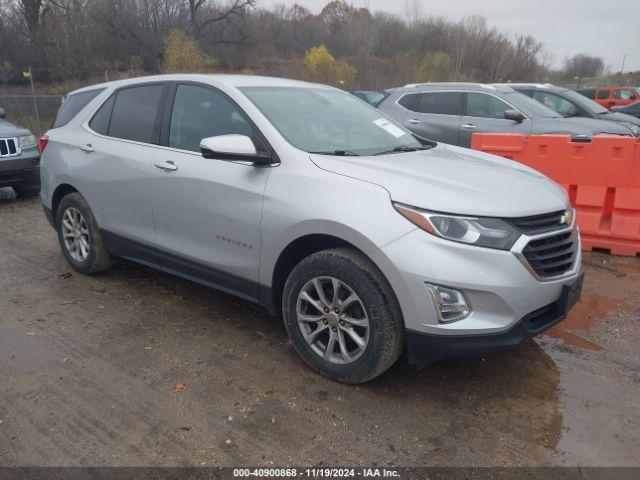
[55,192,113,274]
[13,184,40,198]
[282,248,404,384]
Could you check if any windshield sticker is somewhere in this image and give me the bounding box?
[373,118,406,138]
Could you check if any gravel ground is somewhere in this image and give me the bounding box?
[1,191,639,468]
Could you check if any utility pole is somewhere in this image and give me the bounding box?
[27,66,41,135]
[619,54,627,86]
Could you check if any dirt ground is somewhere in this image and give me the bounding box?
[1,191,639,468]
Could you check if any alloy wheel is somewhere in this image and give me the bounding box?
[296,276,370,364]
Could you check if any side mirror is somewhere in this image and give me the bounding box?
[504,109,525,123]
[0,107,5,119]
[200,135,271,165]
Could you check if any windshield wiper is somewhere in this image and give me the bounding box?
[373,145,432,156]
[310,149,360,156]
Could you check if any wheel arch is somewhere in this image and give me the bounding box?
[51,183,80,225]
[267,231,400,320]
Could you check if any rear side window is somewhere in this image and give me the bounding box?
[579,88,596,98]
[466,93,511,119]
[107,84,165,143]
[416,92,462,115]
[597,89,610,99]
[53,88,105,128]
[89,94,115,135]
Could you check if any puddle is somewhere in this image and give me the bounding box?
[540,293,629,351]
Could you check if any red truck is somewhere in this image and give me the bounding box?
[577,86,640,109]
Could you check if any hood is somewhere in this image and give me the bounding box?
[310,143,569,217]
[558,116,634,135]
[0,119,30,137]
[597,110,640,126]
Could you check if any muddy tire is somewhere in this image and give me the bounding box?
[282,248,404,384]
[56,192,113,274]
[13,184,40,198]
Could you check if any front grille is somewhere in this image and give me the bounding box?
[0,138,19,157]
[507,210,566,235]
[523,229,578,278]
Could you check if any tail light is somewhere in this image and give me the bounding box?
[38,134,49,154]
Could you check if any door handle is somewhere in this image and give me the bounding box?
[79,144,94,153]
[407,119,422,124]
[155,161,178,172]
[462,124,477,130]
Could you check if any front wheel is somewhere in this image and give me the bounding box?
[55,192,113,274]
[282,248,404,383]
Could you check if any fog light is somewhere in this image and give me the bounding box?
[425,283,470,323]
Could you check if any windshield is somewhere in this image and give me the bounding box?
[502,91,562,118]
[240,86,423,155]
[561,89,608,114]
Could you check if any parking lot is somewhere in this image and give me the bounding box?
[1,191,639,467]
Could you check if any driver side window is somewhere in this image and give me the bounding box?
[466,93,511,119]
[169,84,257,153]
[533,91,578,117]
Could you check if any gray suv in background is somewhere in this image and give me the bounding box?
[507,83,640,135]
[40,75,583,383]
[378,83,634,147]
[0,107,41,197]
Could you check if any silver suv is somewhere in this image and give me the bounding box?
[378,83,634,147]
[0,107,40,196]
[40,75,583,383]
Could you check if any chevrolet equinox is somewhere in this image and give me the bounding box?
[40,75,583,383]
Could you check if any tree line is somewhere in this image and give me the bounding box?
[0,0,612,90]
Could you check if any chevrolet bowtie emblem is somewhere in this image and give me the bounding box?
[560,211,573,225]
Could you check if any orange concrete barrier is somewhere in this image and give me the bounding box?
[471,133,640,256]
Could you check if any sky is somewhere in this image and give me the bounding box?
[259,0,640,72]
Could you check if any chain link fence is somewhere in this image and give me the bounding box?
[0,94,64,136]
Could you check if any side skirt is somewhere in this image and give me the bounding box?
[101,230,275,313]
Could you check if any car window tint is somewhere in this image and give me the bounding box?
[398,93,419,110]
[615,89,634,100]
[466,93,511,119]
[533,91,578,117]
[53,88,105,128]
[169,84,254,153]
[108,84,164,143]
[89,94,115,135]
[597,89,610,99]
[416,92,462,115]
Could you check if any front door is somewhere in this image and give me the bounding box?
[149,83,270,299]
[460,92,532,147]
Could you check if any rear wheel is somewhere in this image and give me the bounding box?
[282,248,404,383]
[55,192,113,274]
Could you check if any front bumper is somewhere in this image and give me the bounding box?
[369,216,583,365]
[405,272,584,365]
[0,154,41,188]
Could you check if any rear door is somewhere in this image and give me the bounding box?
[149,83,270,298]
[400,91,462,145]
[460,92,531,147]
[79,83,166,245]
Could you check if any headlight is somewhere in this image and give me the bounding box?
[619,122,640,136]
[19,134,37,149]
[393,202,521,250]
